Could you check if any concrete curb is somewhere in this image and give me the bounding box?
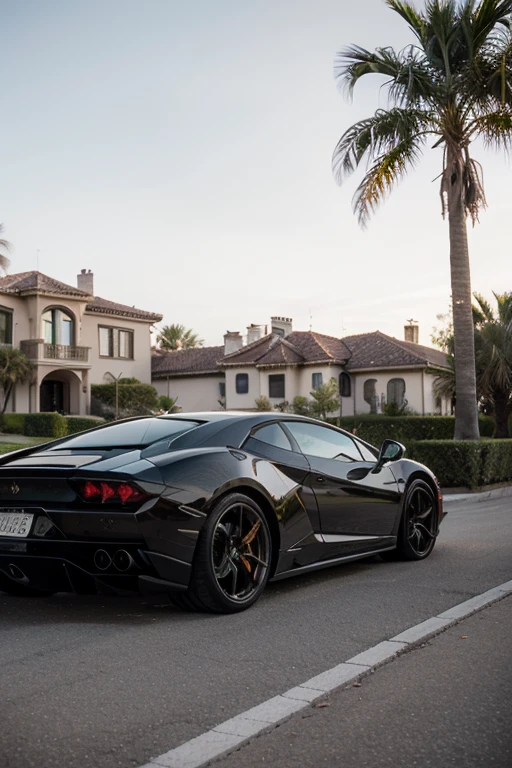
[443,485,512,504]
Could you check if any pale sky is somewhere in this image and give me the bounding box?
[2,0,510,347]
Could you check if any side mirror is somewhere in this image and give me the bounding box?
[371,439,405,473]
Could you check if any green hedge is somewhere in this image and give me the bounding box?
[91,383,158,417]
[0,413,26,434]
[65,417,103,435]
[406,439,512,489]
[335,415,495,445]
[24,413,68,438]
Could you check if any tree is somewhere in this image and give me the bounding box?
[332,0,512,440]
[0,224,11,274]
[310,378,341,420]
[0,348,33,414]
[156,324,204,351]
[157,395,180,413]
[433,292,512,437]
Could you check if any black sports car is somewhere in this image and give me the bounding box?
[0,412,444,613]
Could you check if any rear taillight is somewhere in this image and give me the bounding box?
[79,480,147,505]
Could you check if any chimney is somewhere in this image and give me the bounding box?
[404,320,419,344]
[77,269,94,296]
[224,331,243,355]
[246,324,264,345]
[271,316,293,337]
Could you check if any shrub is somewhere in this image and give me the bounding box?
[91,383,158,418]
[24,413,67,438]
[0,413,26,434]
[157,395,179,413]
[255,396,272,411]
[66,417,103,435]
[339,415,495,446]
[292,396,312,416]
[406,439,512,489]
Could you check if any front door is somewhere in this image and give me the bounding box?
[282,420,400,537]
[40,380,64,412]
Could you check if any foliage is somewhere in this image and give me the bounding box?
[156,324,204,351]
[339,414,495,446]
[332,0,512,440]
[274,401,290,413]
[0,413,26,434]
[24,412,67,438]
[0,223,11,274]
[310,378,340,420]
[407,439,512,489]
[292,396,312,416]
[91,383,158,418]
[255,396,272,411]
[118,377,141,385]
[0,347,33,414]
[434,291,512,437]
[382,401,409,417]
[157,395,180,413]
[65,417,104,435]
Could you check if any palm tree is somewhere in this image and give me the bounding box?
[0,348,33,415]
[473,291,512,436]
[433,291,512,436]
[332,0,512,440]
[156,324,204,351]
[0,224,11,274]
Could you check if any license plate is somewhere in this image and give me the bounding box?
[0,511,34,538]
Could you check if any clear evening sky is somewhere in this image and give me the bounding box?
[2,0,510,346]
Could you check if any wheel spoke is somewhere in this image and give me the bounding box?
[244,553,268,568]
[415,522,435,540]
[417,505,433,521]
[242,520,261,546]
[228,557,238,596]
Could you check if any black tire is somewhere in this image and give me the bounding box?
[395,478,438,561]
[171,492,272,614]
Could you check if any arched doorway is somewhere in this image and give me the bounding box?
[40,370,81,414]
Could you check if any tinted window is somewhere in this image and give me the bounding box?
[236,373,249,394]
[312,372,323,389]
[284,421,362,462]
[252,423,292,451]
[47,418,200,450]
[339,372,351,398]
[354,439,378,462]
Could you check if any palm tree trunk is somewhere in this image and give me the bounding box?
[1,382,13,415]
[446,147,480,440]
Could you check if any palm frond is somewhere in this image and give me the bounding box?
[473,291,495,323]
[334,44,438,106]
[385,0,428,44]
[470,0,512,53]
[352,137,425,227]
[332,107,436,183]
[470,108,512,148]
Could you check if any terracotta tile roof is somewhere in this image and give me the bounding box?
[152,346,224,377]
[343,331,449,370]
[0,271,91,298]
[0,271,162,322]
[86,296,162,323]
[221,331,351,367]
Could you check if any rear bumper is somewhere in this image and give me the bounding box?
[0,541,192,597]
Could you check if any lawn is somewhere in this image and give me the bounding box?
[0,438,50,455]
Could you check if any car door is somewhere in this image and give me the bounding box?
[282,420,400,536]
[242,421,320,532]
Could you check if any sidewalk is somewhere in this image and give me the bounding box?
[215,595,512,768]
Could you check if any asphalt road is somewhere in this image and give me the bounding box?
[1,496,511,768]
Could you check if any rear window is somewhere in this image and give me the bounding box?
[47,418,201,450]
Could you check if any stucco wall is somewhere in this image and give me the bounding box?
[153,375,225,412]
[81,314,153,385]
[225,368,261,410]
[351,370,448,415]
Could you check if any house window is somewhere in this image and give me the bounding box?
[363,378,378,414]
[339,372,351,398]
[0,308,13,345]
[41,308,75,345]
[312,372,323,389]
[235,373,249,394]
[99,326,134,359]
[269,374,285,399]
[387,378,406,408]
[219,381,226,398]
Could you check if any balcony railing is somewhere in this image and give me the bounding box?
[20,340,90,363]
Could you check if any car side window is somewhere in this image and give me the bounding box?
[251,423,293,452]
[284,421,362,462]
[354,439,379,462]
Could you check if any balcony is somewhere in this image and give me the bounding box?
[20,339,90,364]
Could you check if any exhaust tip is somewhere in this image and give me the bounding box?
[94,549,112,571]
[112,550,135,572]
[8,564,29,583]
